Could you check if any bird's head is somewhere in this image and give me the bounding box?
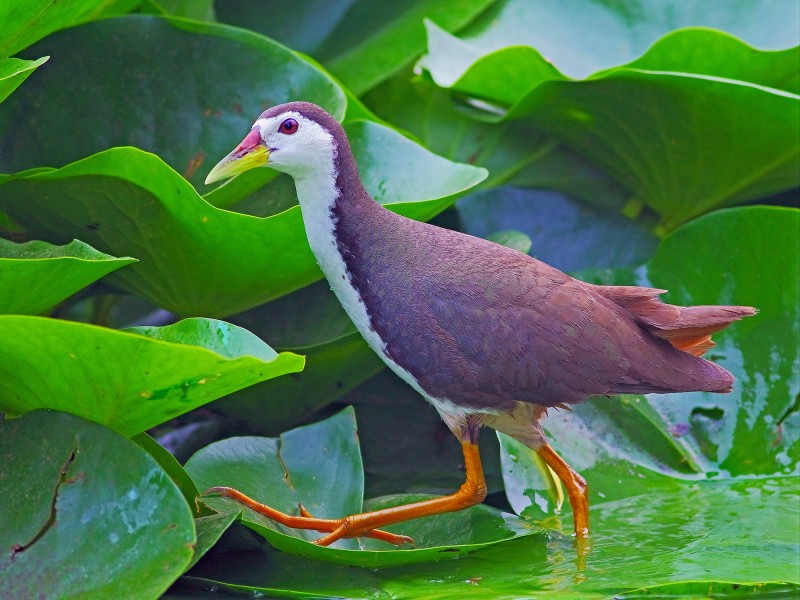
[205,101,344,185]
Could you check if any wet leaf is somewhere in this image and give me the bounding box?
[0,410,195,599]
[183,478,798,597]
[0,238,136,315]
[0,316,304,436]
[186,407,537,566]
[133,432,209,517]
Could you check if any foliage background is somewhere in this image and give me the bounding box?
[0,1,798,598]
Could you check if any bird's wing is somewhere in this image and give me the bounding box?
[407,252,637,409]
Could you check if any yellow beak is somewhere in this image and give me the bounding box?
[205,127,269,185]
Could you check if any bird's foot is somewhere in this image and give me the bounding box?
[204,486,414,547]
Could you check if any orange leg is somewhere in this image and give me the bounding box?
[537,443,589,538]
[206,442,488,547]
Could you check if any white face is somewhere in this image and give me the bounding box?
[255,112,336,180]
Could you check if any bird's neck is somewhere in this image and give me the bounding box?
[292,140,379,283]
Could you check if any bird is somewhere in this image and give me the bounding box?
[204,101,756,547]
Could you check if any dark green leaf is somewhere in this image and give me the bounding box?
[0,410,195,599]
[505,71,800,228]
[186,407,365,550]
[187,511,240,571]
[457,187,658,271]
[133,432,209,516]
[146,0,216,21]
[345,370,505,499]
[0,15,345,190]
[0,238,136,315]
[0,315,304,435]
[364,70,631,209]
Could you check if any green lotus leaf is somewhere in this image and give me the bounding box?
[187,407,537,567]
[216,0,497,95]
[505,71,799,228]
[486,229,532,254]
[0,56,47,105]
[0,410,195,599]
[182,478,798,597]
[420,19,800,227]
[0,238,136,315]
[0,123,486,317]
[0,315,304,436]
[0,14,346,190]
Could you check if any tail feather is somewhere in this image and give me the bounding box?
[593,285,756,357]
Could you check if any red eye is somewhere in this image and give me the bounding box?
[280,118,299,134]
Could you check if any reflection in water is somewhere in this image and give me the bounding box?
[187,478,798,598]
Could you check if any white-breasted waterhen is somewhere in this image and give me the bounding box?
[205,102,755,547]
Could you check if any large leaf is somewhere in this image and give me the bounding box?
[0,316,304,435]
[498,206,799,592]
[216,0,497,95]
[0,126,486,317]
[0,410,195,599]
[182,479,798,598]
[421,19,800,227]
[0,14,346,190]
[186,407,536,567]
[505,71,800,229]
[0,238,136,315]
